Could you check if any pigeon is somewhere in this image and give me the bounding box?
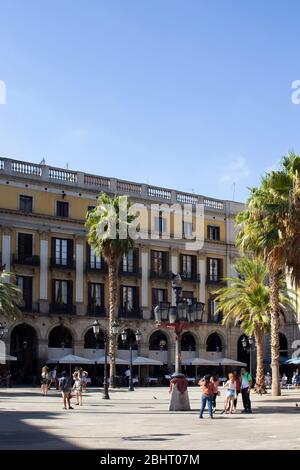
[153,396,157,400]
[296,403,299,407]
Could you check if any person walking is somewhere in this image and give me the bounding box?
[73,370,83,406]
[58,371,73,410]
[240,367,252,413]
[198,375,214,419]
[41,365,49,396]
[211,374,220,413]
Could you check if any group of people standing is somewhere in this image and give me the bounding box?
[199,368,252,419]
[40,366,88,410]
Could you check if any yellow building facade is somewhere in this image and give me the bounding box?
[0,157,298,382]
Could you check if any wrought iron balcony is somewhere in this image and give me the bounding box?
[50,257,75,270]
[50,303,75,314]
[118,308,143,319]
[12,254,40,266]
[119,266,142,277]
[180,272,200,282]
[150,270,171,280]
[87,305,107,317]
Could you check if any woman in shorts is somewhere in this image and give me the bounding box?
[221,373,237,414]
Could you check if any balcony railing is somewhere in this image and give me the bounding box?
[206,275,225,284]
[118,308,143,319]
[50,303,75,314]
[86,305,107,317]
[207,313,222,324]
[12,254,40,266]
[150,270,172,280]
[119,266,142,277]
[0,157,233,213]
[86,262,107,273]
[50,258,75,270]
[180,272,200,282]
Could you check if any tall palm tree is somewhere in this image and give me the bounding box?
[214,257,292,394]
[0,270,23,319]
[236,152,300,395]
[86,193,136,387]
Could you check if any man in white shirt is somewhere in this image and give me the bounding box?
[240,368,252,413]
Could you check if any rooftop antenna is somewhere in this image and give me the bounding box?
[232,182,236,201]
[39,157,46,165]
[65,162,70,170]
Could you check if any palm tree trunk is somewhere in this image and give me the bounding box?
[108,261,118,388]
[254,327,265,394]
[269,267,281,396]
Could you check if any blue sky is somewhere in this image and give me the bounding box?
[1,0,300,202]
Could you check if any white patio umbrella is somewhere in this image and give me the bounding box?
[47,354,94,376]
[181,357,218,380]
[133,356,163,366]
[94,355,128,365]
[0,354,17,363]
[132,356,163,384]
[215,358,247,367]
[181,357,218,366]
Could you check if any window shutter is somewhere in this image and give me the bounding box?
[67,239,74,266]
[164,252,169,272]
[18,233,25,257]
[68,281,73,306]
[134,248,139,271]
[192,255,197,276]
[134,287,139,310]
[179,254,183,274]
[150,250,154,271]
[219,259,223,279]
[152,289,156,308]
[86,243,90,268]
[101,283,105,307]
[51,238,56,261]
[88,282,91,307]
[120,286,124,309]
[206,258,210,279]
[52,279,56,305]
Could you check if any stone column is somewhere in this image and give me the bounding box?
[74,340,85,357]
[75,237,86,315]
[2,228,11,272]
[39,232,49,314]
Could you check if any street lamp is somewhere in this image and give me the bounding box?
[93,319,110,400]
[121,328,142,391]
[154,273,205,373]
[242,336,254,376]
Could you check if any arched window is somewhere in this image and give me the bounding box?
[206,332,222,352]
[279,333,288,358]
[149,331,169,351]
[48,325,73,348]
[84,328,105,349]
[118,328,139,350]
[181,332,196,351]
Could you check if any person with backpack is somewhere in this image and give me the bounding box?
[240,367,252,413]
[58,371,73,410]
[198,375,214,419]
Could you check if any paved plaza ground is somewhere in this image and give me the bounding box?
[0,386,300,450]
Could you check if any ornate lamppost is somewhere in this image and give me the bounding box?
[154,273,205,373]
[242,335,254,376]
[93,319,120,399]
[121,328,142,391]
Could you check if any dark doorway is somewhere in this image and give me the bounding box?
[10,323,38,383]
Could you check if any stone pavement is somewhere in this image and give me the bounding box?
[0,386,299,450]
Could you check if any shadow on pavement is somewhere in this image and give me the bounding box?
[0,410,80,450]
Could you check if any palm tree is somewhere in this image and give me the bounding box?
[0,270,23,319]
[85,193,136,387]
[214,257,292,394]
[236,152,300,395]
